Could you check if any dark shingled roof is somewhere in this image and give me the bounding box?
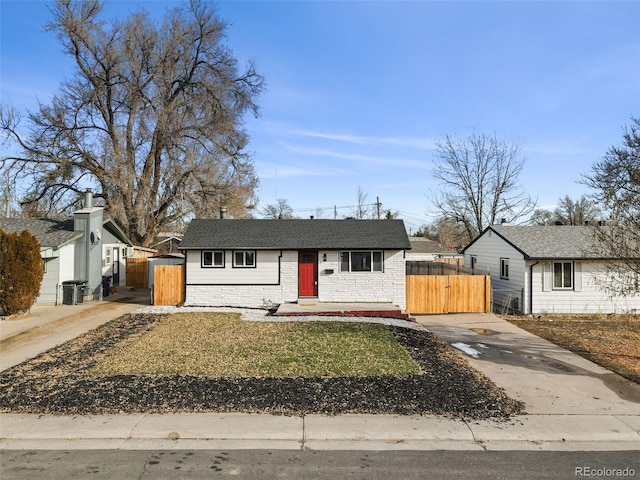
[0,218,82,248]
[180,219,411,250]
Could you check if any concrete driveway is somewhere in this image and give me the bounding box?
[414,313,640,415]
[0,289,151,372]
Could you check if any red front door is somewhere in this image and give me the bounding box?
[298,251,318,297]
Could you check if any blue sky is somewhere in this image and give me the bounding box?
[2,1,639,233]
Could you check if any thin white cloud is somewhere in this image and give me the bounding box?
[256,161,353,179]
[278,142,434,170]
[291,129,438,150]
[523,141,593,156]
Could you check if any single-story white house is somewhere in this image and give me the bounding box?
[179,218,411,309]
[462,224,640,314]
[0,190,133,305]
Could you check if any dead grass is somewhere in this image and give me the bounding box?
[90,312,422,378]
[506,314,640,384]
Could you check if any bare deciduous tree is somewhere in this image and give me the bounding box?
[430,131,536,243]
[583,117,640,296]
[351,187,376,219]
[0,0,264,245]
[529,195,600,226]
[260,198,294,219]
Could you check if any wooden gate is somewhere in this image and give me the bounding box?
[406,274,491,314]
[126,257,148,288]
[153,264,185,306]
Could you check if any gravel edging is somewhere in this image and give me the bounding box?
[135,305,428,330]
[0,312,524,419]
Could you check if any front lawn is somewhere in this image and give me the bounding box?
[0,312,524,418]
[91,312,421,377]
[507,314,640,384]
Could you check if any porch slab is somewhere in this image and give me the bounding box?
[274,302,411,320]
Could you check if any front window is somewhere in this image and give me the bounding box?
[553,262,573,289]
[340,251,383,272]
[233,250,256,268]
[202,250,224,268]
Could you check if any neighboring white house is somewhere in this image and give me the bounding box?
[179,218,411,309]
[462,224,640,315]
[0,190,133,305]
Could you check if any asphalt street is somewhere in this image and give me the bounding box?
[2,449,639,480]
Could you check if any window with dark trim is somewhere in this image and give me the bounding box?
[500,258,509,279]
[553,261,573,289]
[339,251,383,272]
[233,250,256,268]
[202,250,224,268]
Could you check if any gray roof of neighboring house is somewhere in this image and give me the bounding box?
[180,219,411,250]
[0,217,82,248]
[408,237,461,255]
[465,225,613,259]
[0,216,133,248]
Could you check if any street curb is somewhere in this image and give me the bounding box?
[1,413,638,451]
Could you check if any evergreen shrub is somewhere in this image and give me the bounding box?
[0,229,44,315]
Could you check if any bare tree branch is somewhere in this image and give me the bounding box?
[1,0,264,245]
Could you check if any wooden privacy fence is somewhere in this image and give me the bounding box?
[406,262,491,314]
[153,264,185,306]
[126,257,148,288]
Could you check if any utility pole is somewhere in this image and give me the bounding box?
[376,196,381,220]
[334,205,337,219]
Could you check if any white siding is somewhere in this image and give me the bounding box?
[529,260,640,314]
[185,250,296,308]
[186,250,282,285]
[465,230,525,313]
[37,258,59,304]
[36,244,75,305]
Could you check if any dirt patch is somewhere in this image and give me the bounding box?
[0,313,523,419]
[506,314,640,384]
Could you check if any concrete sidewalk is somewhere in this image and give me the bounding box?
[1,305,639,451]
[1,412,639,451]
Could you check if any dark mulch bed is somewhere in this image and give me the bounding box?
[0,313,524,419]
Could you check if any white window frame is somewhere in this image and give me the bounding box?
[500,258,509,279]
[202,250,225,268]
[233,250,256,268]
[553,261,573,289]
[339,251,384,273]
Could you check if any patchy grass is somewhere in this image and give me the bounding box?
[90,312,422,378]
[0,313,524,417]
[507,314,640,384]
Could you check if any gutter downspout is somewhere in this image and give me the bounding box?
[529,261,539,315]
